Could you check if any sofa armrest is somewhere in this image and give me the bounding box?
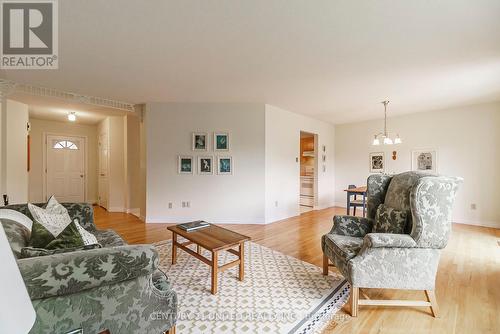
[62,203,96,231]
[17,244,158,300]
[330,215,373,237]
[363,233,417,248]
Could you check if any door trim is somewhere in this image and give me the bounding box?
[43,132,88,203]
[97,131,109,209]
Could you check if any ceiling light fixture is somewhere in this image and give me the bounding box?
[67,112,76,122]
[372,100,402,146]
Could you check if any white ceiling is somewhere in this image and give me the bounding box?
[1,0,500,124]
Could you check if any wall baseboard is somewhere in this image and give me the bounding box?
[126,208,141,217]
[454,220,500,229]
[143,208,499,229]
[107,207,125,213]
[314,202,337,211]
[145,216,266,225]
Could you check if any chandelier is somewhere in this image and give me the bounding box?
[372,100,402,145]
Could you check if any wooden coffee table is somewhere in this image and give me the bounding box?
[167,224,251,294]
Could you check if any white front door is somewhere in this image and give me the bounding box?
[46,135,85,202]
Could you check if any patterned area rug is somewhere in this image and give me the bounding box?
[156,240,350,334]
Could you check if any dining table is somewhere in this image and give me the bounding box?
[343,185,367,217]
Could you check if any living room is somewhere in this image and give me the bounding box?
[0,1,499,334]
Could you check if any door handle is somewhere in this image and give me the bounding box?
[100,173,105,177]
[80,174,84,178]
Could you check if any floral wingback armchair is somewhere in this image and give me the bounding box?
[321,171,462,317]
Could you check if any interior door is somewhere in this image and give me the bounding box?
[98,132,109,209]
[46,135,85,202]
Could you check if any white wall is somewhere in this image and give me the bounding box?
[124,113,141,215]
[145,103,266,224]
[3,100,29,204]
[265,105,336,223]
[108,116,126,211]
[97,116,126,212]
[28,118,98,203]
[334,102,500,228]
[139,106,147,220]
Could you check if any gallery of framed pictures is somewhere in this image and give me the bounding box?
[178,156,233,175]
[368,149,438,175]
[179,132,232,175]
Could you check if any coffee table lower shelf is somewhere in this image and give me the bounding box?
[170,231,247,295]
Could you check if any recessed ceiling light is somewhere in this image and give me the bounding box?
[68,112,76,122]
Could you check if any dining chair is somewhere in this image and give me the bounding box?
[348,184,366,217]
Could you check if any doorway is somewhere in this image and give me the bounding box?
[299,131,317,213]
[45,134,86,202]
[98,132,109,209]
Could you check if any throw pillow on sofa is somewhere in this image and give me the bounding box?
[28,196,98,249]
[74,218,99,245]
[373,204,407,234]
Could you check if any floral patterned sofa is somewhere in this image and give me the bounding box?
[1,203,177,334]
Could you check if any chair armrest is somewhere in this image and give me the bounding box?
[17,244,158,300]
[330,215,373,237]
[363,233,417,248]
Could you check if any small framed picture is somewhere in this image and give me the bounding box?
[192,132,208,151]
[411,149,438,174]
[369,152,384,173]
[178,156,193,174]
[214,132,230,151]
[217,156,233,175]
[198,156,214,175]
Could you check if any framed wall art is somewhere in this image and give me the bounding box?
[192,132,208,151]
[217,156,233,175]
[198,156,214,175]
[411,149,438,174]
[369,152,384,173]
[178,155,193,174]
[214,132,229,151]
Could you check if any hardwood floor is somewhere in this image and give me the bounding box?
[94,206,500,334]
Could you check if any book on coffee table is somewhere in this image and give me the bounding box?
[177,220,210,232]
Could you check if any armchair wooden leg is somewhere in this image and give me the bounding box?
[166,325,176,334]
[322,253,329,275]
[425,290,440,318]
[350,287,359,317]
